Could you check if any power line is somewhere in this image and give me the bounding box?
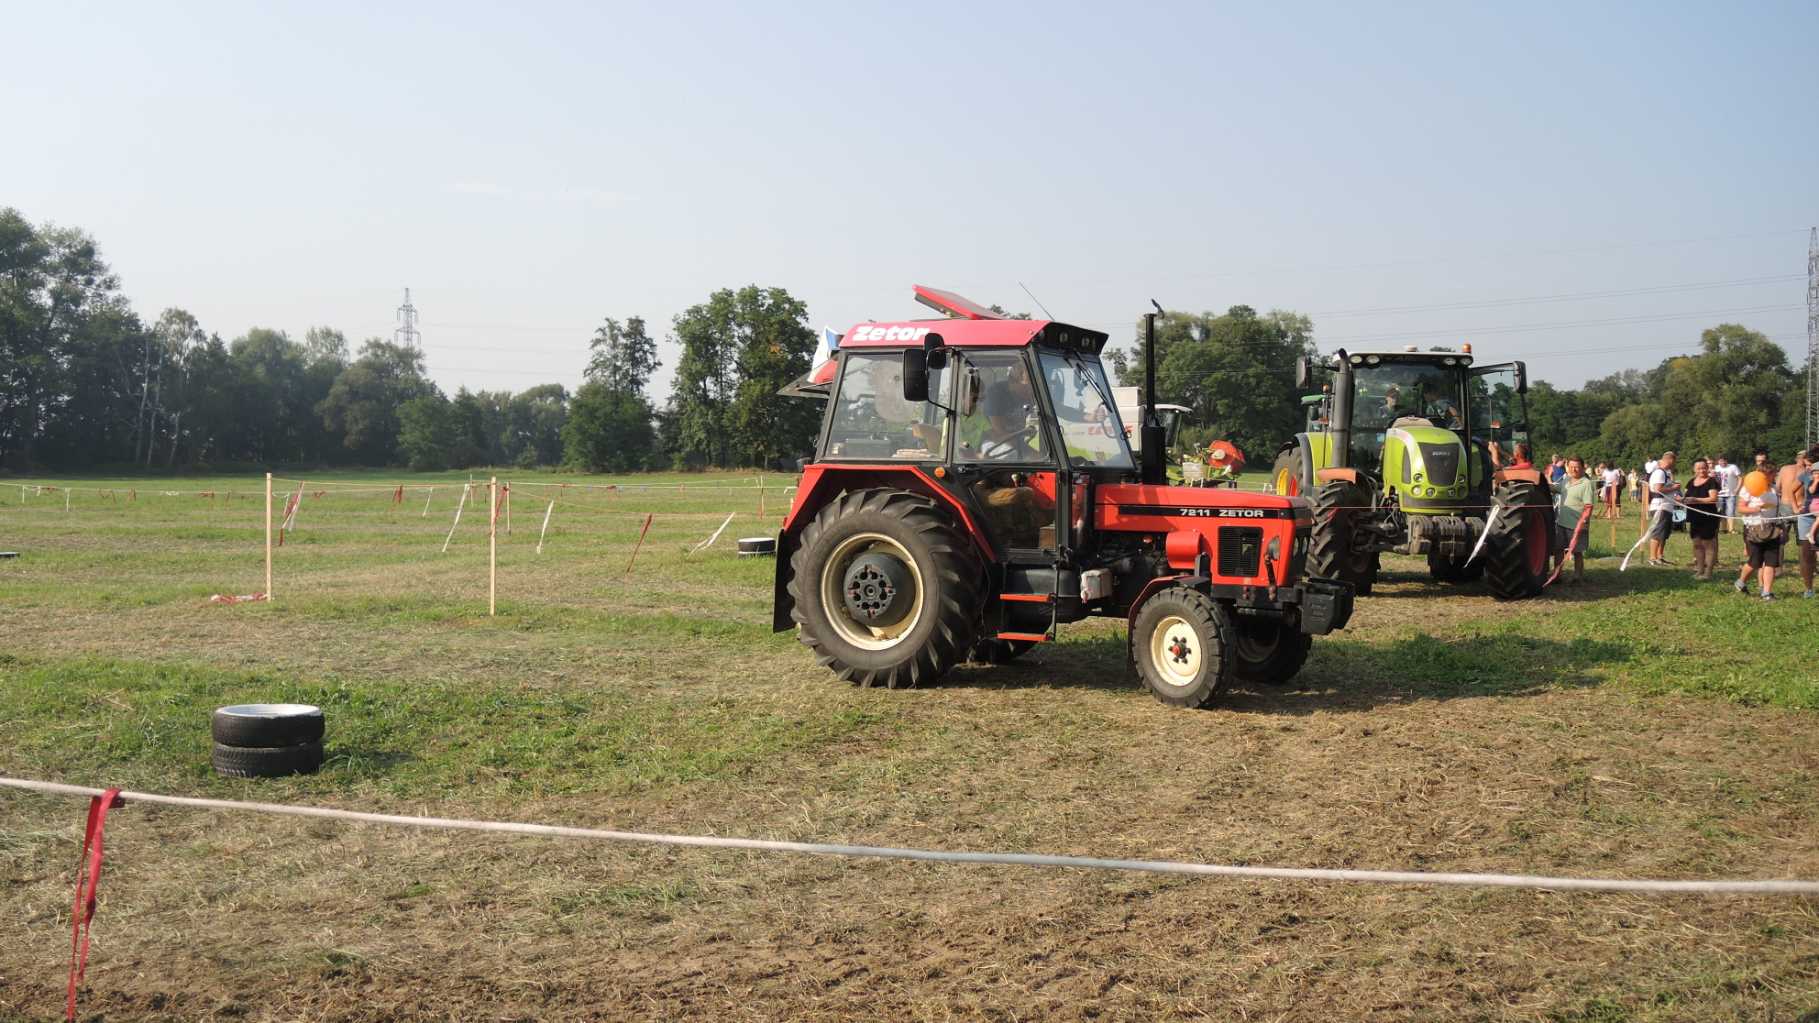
[1316,303,1805,345]
[1313,274,1803,318]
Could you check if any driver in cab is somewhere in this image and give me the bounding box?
[974,361,1039,461]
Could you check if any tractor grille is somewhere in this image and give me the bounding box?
[1217,527,1263,578]
[1420,442,1462,486]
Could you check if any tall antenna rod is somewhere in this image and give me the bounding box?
[395,287,421,350]
[1806,228,1817,448]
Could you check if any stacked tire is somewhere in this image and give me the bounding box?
[211,704,325,778]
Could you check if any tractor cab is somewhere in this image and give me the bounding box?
[1292,347,1531,502]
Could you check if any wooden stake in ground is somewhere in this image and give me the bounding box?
[422,486,435,517]
[624,513,654,575]
[264,473,273,602]
[505,482,512,536]
[489,477,498,616]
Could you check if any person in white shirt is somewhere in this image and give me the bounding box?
[1646,451,1679,566]
[1714,455,1742,535]
[1600,462,1623,519]
[1734,477,1783,600]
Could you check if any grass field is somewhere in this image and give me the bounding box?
[2,469,1817,1022]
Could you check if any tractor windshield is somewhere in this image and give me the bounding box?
[1350,361,1465,433]
[1037,350,1134,469]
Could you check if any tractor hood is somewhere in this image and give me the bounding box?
[1096,484,1314,524]
[1383,421,1470,497]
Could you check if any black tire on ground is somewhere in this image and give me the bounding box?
[1483,478,1555,600]
[736,536,776,556]
[968,638,1037,664]
[1269,448,1305,497]
[1426,544,1485,584]
[1308,479,1377,597]
[212,741,324,779]
[788,488,983,689]
[211,704,325,748]
[1230,616,1313,686]
[1129,586,1236,709]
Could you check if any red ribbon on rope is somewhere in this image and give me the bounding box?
[67,788,124,1021]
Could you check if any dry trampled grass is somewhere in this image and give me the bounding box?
[2,472,1816,1021]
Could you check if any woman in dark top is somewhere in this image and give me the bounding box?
[1683,459,1722,580]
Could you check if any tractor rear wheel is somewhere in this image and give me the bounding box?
[1231,616,1312,686]
[1483,479,1555,600]
[788,488,982,689]
[1130,586,1235,708]
[1427,545,1484,584]
[1309,479,1378,596]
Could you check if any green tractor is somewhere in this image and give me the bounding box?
[1267,346,1555,599]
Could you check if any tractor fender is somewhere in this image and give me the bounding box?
[1315,467,1359,486]
[1295,434,1319,491]
[1492,467,1544,489]
[1128,573,1203,622]
[771,464,995,632]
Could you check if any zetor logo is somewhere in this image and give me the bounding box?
[850,325,931,343]
[1215,508,1267,518]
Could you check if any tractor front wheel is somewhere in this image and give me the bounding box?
[788,489,983,688]
[1483,479,1555,600]
[1309,479,1379,596]
[1130,587,1236,708]
[1230,616,1312,686]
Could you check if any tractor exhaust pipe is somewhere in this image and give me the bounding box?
[1141,300,1166,485]
[1329,348,1352,471]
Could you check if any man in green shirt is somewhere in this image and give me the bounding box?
[1551,455,1597,582]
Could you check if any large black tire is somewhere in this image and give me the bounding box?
[1309,480,1378,597]
[1129,587,1236,708]
[211,704,324,748]
[968,638,1037,664]
[788,489,982,689]
[212,742,323,778]
[1483,479,1555,600]
[1230,616,1312,686]
[1426,545,1484,584]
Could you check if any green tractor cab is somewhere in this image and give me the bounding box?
[1269,346,1555,599]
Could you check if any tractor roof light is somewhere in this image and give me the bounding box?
[1365,355,1380,365]
[1349,355,1363,366]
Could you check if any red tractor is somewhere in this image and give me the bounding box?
[772,287,1353,707]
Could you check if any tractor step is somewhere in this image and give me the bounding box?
[995,632,1050,643]
[998,592,1054,604]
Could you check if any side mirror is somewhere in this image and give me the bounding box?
[956,364,982,417]
[901,349,929,402]
[1513,361,1528,394]
[1294,355,1309,390]
[924,331,947,370]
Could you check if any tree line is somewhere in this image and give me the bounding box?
[0,208,820,473]
[3,206,1807,476]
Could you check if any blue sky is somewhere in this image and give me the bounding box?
[6,1,1815,395]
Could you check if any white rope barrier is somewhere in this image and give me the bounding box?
[2,777,1814,895]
